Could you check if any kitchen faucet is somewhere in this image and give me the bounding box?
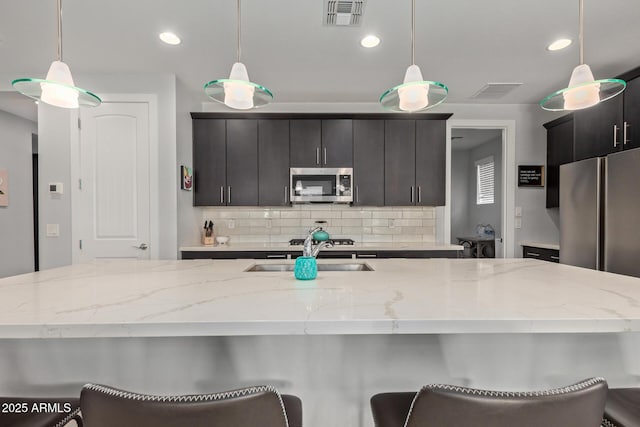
[303,226,334,257]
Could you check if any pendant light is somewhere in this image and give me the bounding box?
[204,0,273,110]
[379,0,447,112]
[540,0,625,111]
[12,0,101,108]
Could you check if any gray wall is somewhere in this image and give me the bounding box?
[450,150,470,241]
[0,109,37,278]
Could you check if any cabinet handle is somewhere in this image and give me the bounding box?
[550,255,560,260]
[220,186,224,204]
[357,254,377,258]
[316,147,320,165]
[284,186,288,204]
[228,186,231,204]
[267,254,287,259]
[418,186,422,203]
[526,252,540,257]
[356,185,359,203]
[624,121,630,146]
[614,124,620,147]
[323,147,327,165]
[410,186,414,203]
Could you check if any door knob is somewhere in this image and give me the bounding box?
[134,243,148,250]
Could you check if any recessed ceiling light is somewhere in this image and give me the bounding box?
[361,35,380,48]
[159,32,181,46]
[547,38,572,51]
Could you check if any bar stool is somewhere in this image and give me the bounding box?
[0,397,82,427]
[603,388,640,427]
[371,377,607,427]
[80,383,301,427]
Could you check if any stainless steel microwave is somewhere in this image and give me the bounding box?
[290,168,353,203]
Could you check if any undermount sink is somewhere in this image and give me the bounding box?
[244,263,374,272]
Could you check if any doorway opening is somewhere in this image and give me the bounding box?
[450,129,503,257]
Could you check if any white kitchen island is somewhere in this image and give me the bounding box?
[2,258,640,426]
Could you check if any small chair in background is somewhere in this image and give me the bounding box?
[80,383,301,427]
[371,377,607,427]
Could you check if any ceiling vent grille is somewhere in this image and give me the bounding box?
[324,0,366,26]
[471,83,523,100]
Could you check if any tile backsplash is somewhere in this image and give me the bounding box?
[200,205,436,244]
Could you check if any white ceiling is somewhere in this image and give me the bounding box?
[0,0,639,107]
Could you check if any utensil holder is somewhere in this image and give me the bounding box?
[294,256,317,280]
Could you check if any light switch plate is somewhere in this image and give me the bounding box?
[515,218,522,229]
[227,219,235,229]
[515,206,522,217]
[46,223,60,237]
[49,182,63,194]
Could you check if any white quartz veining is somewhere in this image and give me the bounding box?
[2,259,640,338]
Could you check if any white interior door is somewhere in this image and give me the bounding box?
[78,102,150,261]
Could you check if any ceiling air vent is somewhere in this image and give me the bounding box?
[324,0,366,26]
[471,83,523,100]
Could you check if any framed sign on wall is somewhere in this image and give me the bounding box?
[518,165,544,187]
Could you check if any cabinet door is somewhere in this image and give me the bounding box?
[290,120,321,167]
[321,119,353,167]
[415,120,446,206]
[226,119,258,206]
[385,120,415,205]
[353,120,384,206]
[623,76,640,150]
[573,95,623,161]
[546,118,574,208]
[258,120,290,206]
[193,119,226,206]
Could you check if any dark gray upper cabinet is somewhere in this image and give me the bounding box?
[258,120,290,206]
[573,95,624,161]
[226,119,258,206]
[624,76,640,150]
[290,120,321,167]
[353,120,384,206]
[415,120,446,206]
[193,119,226,206]
[545,116,574,208]
[322,119,353,167]
[385,120,416,205]
[290,119,353,167]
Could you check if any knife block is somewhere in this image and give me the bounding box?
[202,232,215,246]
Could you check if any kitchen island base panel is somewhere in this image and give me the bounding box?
[1,333,638,427]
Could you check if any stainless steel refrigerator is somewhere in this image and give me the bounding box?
[560,147,640,278]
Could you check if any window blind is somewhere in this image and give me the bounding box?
[476,156,494,205]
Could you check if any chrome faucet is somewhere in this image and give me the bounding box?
[302,226,334,257]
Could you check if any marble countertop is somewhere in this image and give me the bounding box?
[520,241,561,251]
[180,242,463,252]
[2,259,640,338]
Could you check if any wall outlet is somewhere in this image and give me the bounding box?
[515,206,522,217]
[515,218,522,229]
[227,219,235,229]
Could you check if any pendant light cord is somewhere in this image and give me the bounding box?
[57,0,63,61]
[578,0,584,65]
[237,0,241,63]
[411,0,415,65]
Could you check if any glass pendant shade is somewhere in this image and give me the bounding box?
[380,65,448,112]
[204,62,273,110]
[540,64,626,111]
[12,61,101,108]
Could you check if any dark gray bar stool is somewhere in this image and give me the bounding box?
[371,377,607,427]
[603,388,640,427]
[80,383,301,427]
[0,397,82,427]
